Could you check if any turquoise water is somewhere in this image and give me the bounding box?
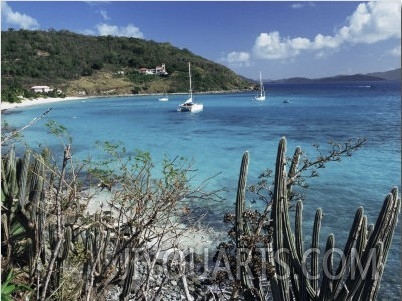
[2,81,401,299]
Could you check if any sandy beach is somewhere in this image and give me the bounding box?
[1,96,88,111]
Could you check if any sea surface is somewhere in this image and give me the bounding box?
[2,81,401,299]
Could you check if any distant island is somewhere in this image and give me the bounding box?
[265,68,401,84]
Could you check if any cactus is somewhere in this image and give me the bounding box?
[235,152,251,287]
[269,138,291,301]
[234,151,265,300]
[1,148,47,269]
[233,137,400,301]
[335,189,400,300]
[331,207,364,295]
[318,233,334,301]
[2,146,19,200]
[1,147,51,301]
[120,259,135,301]
[49,224,73,290]
[16,150,30,207]
[60,226,72,260]
[80,221,112,300]
[235,152,249,248]
[294,200,303,262]
[311,208,322,293]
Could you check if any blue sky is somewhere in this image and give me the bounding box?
[1,1,400,80]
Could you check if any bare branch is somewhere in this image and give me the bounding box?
[1,107,52,146]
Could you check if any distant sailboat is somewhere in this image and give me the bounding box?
[158,91,169,102]
[177,62,203,112]
[254,71,266,101]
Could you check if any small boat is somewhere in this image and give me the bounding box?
[158,92,169,102]
[254,71,266,101]
[177,62,203,113]
[283,99,291,104]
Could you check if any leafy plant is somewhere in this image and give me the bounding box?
[1,269,32,301]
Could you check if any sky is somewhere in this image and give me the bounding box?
[1,1,401,80]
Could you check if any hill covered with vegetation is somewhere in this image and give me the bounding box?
[1,29,254,102]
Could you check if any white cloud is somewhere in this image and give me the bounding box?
[253,32,291,59]
[252,1,401,60]
[96,23,144,38]
[291,3,304,9]
[221,51,250,67]
[389,45,401,57]
[312,34,341,49]
[1,1,39,30]
[100,10,110,21]
[291,2,316,9]
[290,37,311,50]
[339,1,401,44]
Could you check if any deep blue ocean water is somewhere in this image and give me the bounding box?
[2,81,401,299]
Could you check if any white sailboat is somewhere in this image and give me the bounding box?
[254,71,266,101]
[158,91,169,102]
[177,62,203,113]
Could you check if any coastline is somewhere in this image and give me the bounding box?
[1,89,250,112]
[1,96,89,111]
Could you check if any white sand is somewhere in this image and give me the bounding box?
[1,96,88,111]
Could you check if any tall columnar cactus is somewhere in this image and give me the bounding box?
[310,208,322,293]
[80,220,111,300]
[269,137,291,301]
[234,137,400,301]
[235,152,249,248]
[1,148,47,269]
[234,151,265,300]
[120,259,136,301]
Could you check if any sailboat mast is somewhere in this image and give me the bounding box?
[260,71,264,94]
[188,62,192,98]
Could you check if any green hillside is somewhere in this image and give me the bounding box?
[1,29,254,101]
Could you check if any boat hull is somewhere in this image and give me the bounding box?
[177,103,203,112]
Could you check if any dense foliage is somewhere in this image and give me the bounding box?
[1,29,253,101]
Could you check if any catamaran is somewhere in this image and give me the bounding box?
[177,62,203,113]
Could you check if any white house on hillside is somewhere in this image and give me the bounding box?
[30,86,53,93]
[138,63,168,76]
